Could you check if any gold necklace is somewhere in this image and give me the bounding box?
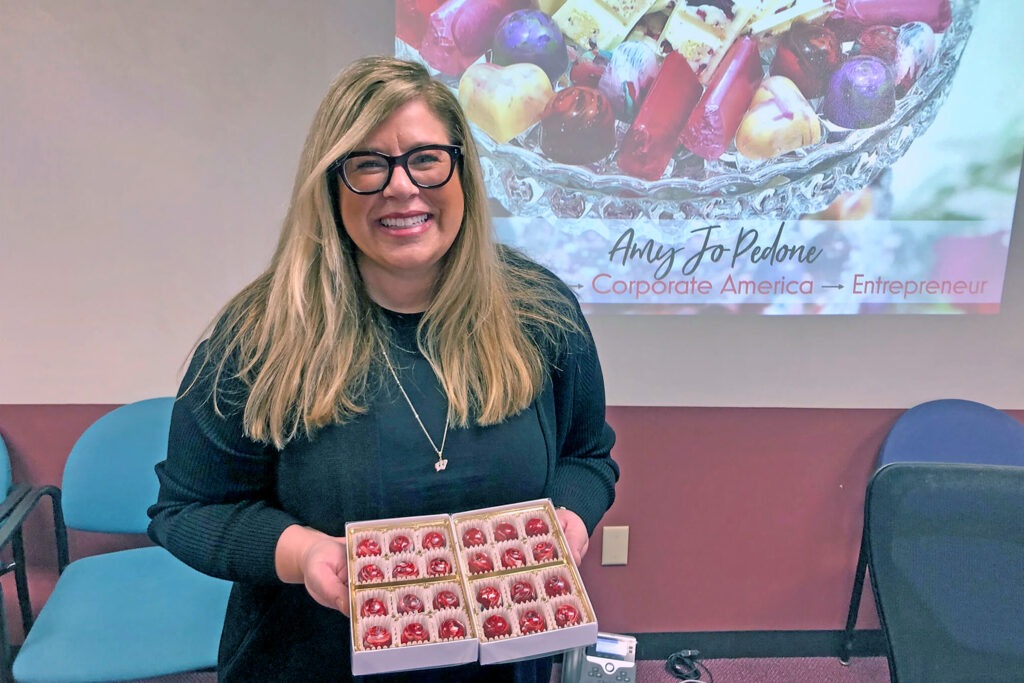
[379,341,450,472]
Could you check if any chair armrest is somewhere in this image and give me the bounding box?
[0,485,69,574]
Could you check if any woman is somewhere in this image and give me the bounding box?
[148,55,618,682]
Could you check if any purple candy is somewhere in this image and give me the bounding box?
[823,55,895,129]
[492,9,568,83]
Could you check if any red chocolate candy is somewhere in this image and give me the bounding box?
[358,564,385,583]
[519,609,547,634]
[544,574,570,597]
[355,538,381,557]
[433,589,461,610]
[540,86,617,164]
[388,535,412,554]
[468,551,494,574]
[363,625,392,649]
[401,622,428,644]
[555,603,581,627]
[524,517,549,536]
[681,36,763,161]
[422,530,447,549]
[427,557,452,576]
[483,614,511,639]
[532,541,557,562]
[392,560,419,579]
[397,593,424,614]
[476,585,502,609]
[769,22,841,99]
[462,527,486,547]
[501,547,527,569]
[360,597,388,618]
[493,522,518,541]
[510,580,536,604]
[439,618,467,639]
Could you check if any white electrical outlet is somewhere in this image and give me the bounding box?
[601,526,629,565]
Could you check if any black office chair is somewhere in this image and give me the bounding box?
[839,399,1024,663]
[866,462,1024,682]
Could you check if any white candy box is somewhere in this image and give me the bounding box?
[346,498,598,675]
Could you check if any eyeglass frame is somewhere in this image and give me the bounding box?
[327,144,463,196]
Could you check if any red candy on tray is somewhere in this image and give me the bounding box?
[467,552,494,574]
[439,618,467,640]
[388,535,412,554]
[532,541,557,563]
[539,86,617,165]
[510,580,537,604]
[392,561,419,579]
[363,625,392,649]
[419,0,533,76]
[476,585,502,610]
[493,522,518,541]
[617,49,702,180]
[401,622,429,644]
[358,564,384,583]
[682,36,763,161]
[427,557,452,576]
[359,597,388,618]
[769,22,841,99]
[355,538,381,557]
[524,517,549,536]
[555,603,581,628]
[422,530,447,549]
[433,589,460,610]
[483,614,512,639]
[462,527,486,547]
[519,609,547,634]
[544,574,570,598]
[397,593,424,614]
[501,548,527,569]
[830,0,952,39]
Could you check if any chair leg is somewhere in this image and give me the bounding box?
[10,529,32,636]
[840,534,869,664]
[0,583,12,683]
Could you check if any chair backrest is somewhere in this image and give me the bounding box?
[867,462,1024,682]
[61,396,175,533]
[878,399,1024,467]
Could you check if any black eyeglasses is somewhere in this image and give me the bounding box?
[329,144,462,195]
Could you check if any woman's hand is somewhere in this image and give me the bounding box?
[276,525,351,616]
[555,507,590,565]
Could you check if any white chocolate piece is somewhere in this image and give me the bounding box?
[458,63,554,144]
[749,0,833,41]
[553,0,658,51]
[736,76,823,160]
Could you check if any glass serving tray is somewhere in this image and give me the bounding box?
[398,0,978,221]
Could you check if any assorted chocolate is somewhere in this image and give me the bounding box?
[346,500,596,673]
[399,0,956,178]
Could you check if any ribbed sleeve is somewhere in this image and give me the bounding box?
[541,273,619,534]
[147,343,299,584]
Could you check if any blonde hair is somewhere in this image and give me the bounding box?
[200,56,577,448]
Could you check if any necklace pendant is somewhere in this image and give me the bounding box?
[435,457,448,472]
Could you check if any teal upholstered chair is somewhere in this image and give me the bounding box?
[0,434,63,683]
[9,397,232,682]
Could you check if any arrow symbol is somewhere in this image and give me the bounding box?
[821,284,845,290]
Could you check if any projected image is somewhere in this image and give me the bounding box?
[397,0,1021,314]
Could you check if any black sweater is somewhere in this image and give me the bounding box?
[148,272,618,682]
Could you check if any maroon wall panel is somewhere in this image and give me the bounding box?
[2,404,1022,643]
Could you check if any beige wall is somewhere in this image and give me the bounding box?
[2,1,1023,408]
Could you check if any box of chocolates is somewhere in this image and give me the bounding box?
[346,499,597,674]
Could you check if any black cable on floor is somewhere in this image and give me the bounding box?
[665,649,714,683]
